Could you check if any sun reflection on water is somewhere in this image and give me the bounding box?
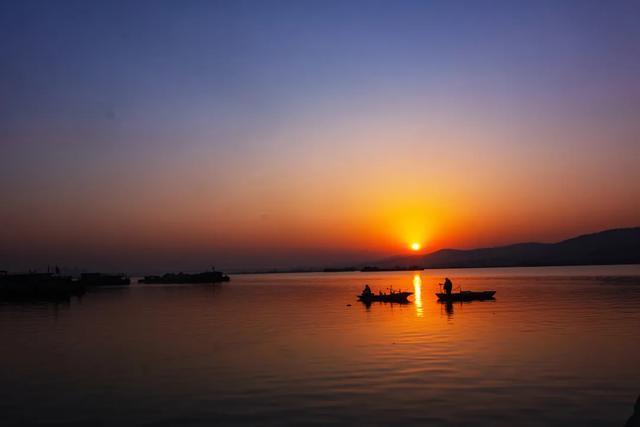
[413,273,423,317]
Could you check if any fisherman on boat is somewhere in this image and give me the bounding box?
[358,284,412,303]
[362,284,373,298]
[443,277,453,295]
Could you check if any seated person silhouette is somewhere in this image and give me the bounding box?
[362,284,373,297]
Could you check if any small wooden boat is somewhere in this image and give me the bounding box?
[436,290,495,302]
[139,270,230,284]
[358,291,413,303]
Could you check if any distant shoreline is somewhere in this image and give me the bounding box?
[232,227,640,275]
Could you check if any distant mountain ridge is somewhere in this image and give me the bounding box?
[368,227,640,270]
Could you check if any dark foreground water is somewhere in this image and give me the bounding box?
[1,265,640,426]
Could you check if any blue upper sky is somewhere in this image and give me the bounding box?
[3,0,638,136]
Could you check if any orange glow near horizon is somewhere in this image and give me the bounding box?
[3,99,639,271]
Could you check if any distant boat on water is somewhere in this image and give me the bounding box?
[0,271,84,300]
[139,268,230,284]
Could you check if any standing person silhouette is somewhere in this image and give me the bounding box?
[443,278,453,295]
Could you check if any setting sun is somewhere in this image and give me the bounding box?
[410,242,421,251]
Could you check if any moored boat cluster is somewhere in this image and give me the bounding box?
[0,267,230,301]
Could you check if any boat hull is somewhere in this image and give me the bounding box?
[436,291,495,302]
[140,271,230,284]
[0,273,85,301]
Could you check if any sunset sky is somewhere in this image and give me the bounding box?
[1,1,639,272]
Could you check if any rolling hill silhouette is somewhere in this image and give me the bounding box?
[368,227,640,270]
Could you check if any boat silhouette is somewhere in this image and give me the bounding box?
[139,268,230,284]
[0,272,84,300]
[358,290,413,304]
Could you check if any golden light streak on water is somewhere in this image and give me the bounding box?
[413,273,423,317]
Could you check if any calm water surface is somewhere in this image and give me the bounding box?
[1,265,639,426]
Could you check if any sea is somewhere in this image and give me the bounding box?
[1,265,639,426]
